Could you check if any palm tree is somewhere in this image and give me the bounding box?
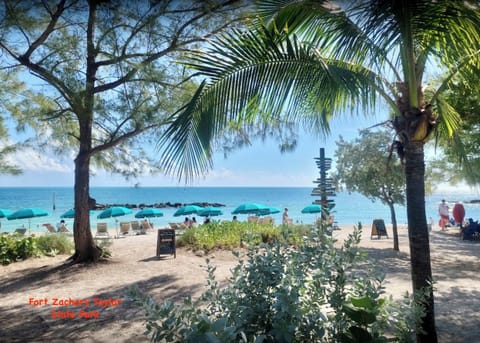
[158,1,480,341]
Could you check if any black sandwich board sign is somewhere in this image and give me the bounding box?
[371,219,388,239]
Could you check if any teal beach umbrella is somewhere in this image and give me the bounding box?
[97,206,133,219]
[0,209,13,218]
[257,206,281,216]
[135,208,164,218]
[60,208,94,218]
[173,205,203,217]
[198,207,223,217]
[7,208,49,232]
[301,204,322,214]
[231,203,269,215]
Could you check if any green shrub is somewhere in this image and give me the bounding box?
[0,234,42,264]
[176,221,309,252]
[36,234,74,256]
[129,224,427,342]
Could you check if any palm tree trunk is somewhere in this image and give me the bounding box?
[404,140,437,343]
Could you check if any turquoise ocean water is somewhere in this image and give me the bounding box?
[0,187,479,233]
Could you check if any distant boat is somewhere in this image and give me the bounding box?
[134,183,141,188]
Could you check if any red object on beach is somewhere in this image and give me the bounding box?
[452,203,465,223]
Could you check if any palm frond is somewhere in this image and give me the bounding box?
[158,25,380,180]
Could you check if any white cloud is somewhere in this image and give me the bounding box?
[7,148,73,173]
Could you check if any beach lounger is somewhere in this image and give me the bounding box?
[119,222,131,236]
[247,216,259,223]
[169,223,180,230]
[58,224,71,234]
[260,216,274,225]
[95,222,110,238]
[141,220,153,232]
[15,228,27,236]
[131,221,142,234]
[43,223,57,234]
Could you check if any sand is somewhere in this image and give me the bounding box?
[1,225,479,342]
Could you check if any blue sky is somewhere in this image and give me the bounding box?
[2,113,388,187]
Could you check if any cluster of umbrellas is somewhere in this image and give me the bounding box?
[0,202,324,232]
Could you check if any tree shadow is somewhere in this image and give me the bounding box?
[0,270,203,342]
[0,253,216,342]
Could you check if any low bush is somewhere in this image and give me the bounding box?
[36,234,74,256]
[0,233,75,264]
[129,223,427,342]
[176,221,308,252]
[0,234,42,265]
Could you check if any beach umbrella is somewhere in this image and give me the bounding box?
[7,208,49,232]
[197,207,223,217]
[97,206,133,219]
[173,205,203,217]
[0,208,13,231]
[135,208,164,218]
[257,206,281,216]
[0,209,13,218]
[60,208,94,219]
[231,203,269,215]
[301,204,322,214]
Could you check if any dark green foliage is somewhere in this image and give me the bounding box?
[129,222,427,342]
[0,234,41,264]
[0,233,74,264]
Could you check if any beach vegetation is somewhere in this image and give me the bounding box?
[129,224,426,342]
[36,234,74,256]
[0,1,252,263]
[0,233,75,264]
[0,234,41,264]
[157,1,480,340]
[176,221,307,252]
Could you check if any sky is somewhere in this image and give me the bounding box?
[2,113,389,188]
[1,110,478,194]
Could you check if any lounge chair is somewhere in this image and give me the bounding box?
[141,220,153,232]
[95,222,110,238]
[169,222,180,230]
[14,228,27,236]
[58,224,71,234]
[43,223,57,234]
[131,221,141,234]
[260,216,274,225]
[119,222,131,236]
[248,216,259,223]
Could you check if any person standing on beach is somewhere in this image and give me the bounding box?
[282,208,292,224]
[438,199,449,230]
[453,202,466,228]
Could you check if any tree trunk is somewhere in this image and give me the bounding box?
[404,140,437,343]
[69,150,101,263]
[387,201,399,251]
[67,1,101,264]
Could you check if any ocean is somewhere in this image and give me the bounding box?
[0,187,479,233]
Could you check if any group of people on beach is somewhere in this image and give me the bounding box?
[438,199,466,230]
[183,217,199,227]
[439,199,480,240]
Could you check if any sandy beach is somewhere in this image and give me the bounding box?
[1,224,479,342]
